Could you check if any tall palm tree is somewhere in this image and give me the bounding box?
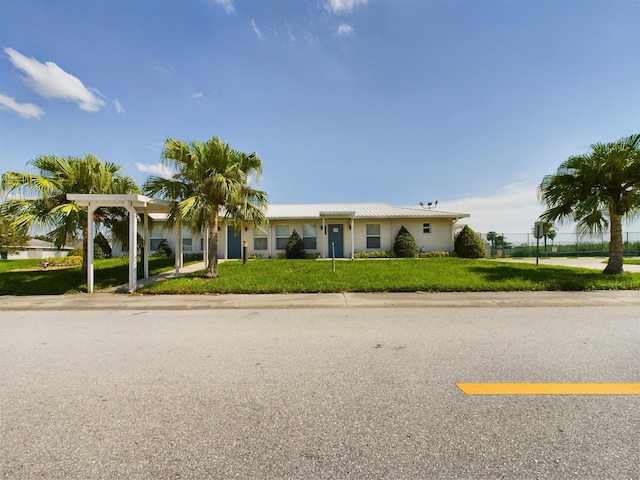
[0,154,139,275]
[538,133,640,274]
[143,136,268,278]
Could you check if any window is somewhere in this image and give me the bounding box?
[423,223,431,234]
[150,238,163,251]
[275,225,289,250]
[302,224,317,250]
[366,224,381,249]
[254,225,268,250]
[182,238,192,252]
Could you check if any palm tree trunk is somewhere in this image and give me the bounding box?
[604,212,624,274]
[204,210,219,278]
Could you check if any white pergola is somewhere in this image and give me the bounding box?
[67,194,180,293]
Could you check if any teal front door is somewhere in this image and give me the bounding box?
[227,229,242,259]
[328,224,344,258]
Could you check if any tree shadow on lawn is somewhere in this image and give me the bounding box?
[467,263,628,291]
[0,268,85,295]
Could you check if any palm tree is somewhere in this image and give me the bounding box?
[486,231,497,257]
[143,136,268,278]
[0,154,139,275]
[538,133,640,274]
[541,221,556,254]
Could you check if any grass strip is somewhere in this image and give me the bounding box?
[140,258,640,294]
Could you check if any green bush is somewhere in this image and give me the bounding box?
[94,232,112,258]
[285,230,306,259]
[183,253,203,262]
[454,225,487,258]
[393,226,418,258]
[417,251,451,258]
[354,251,394,259]
[44,255,82,266]
[155,239,172,257]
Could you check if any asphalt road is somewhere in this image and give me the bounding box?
[1,306,638,479]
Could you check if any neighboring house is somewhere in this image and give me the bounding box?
[6,238,74,260]
[148,203,470,260]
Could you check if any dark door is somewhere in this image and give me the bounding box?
[227,229,242,259]
[328,224,344,258]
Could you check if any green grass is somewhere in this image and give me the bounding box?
[140,258,640,294]
[622,259,640,265]
[2,257,639,296]
[0,257,189,295]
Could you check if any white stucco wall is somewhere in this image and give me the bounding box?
[145,217,458,259]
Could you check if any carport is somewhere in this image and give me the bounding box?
[67,194,180,293]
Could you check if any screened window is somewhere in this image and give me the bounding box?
[276,225,290,250]
[254,225,268,251]
[302,224,317,250]
[366,224,381,249]
[423,223,431,234]
[182,238,192,252]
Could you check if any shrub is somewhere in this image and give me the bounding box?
[94,232,112,258]
[393,225,418,258]
[155,239,172,257]
[285,230,306,259]
[183,253,203,262]
[454,225,487,258]
[354,251,394,258]
[417,251,451,258]
[44,255,82,266]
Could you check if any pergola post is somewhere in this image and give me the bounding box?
[143,212,149,279]
[87,203,96,293]
[125,201,138,292]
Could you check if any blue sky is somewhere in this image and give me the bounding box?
[1,0,639,234]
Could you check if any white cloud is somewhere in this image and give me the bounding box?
[325,0,368,14]
[135,162,173,178]
[336,23,354,36]
[442,182,546,234]
[4,47,105,112]
[114,99,124,114]
[0,93,44,119]
[147,142,164,154]
[207,0,234,14]
[192,91,204,99]
[251,19,264,41]
[155,63,175,74]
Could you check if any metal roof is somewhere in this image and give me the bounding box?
[265,203,469,220]
[68,197,470,221]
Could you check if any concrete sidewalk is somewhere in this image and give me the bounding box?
[1,290,639,311]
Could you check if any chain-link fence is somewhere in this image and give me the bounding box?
[479,232,640,258]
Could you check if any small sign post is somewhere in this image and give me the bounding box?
[534,222,543,265]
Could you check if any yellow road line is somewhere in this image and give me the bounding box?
[457,383,640,395]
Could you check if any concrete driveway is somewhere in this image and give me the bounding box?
[491,256,640,272]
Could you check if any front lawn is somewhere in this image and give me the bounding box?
[0,257,189,295]
[140,258,640,294]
